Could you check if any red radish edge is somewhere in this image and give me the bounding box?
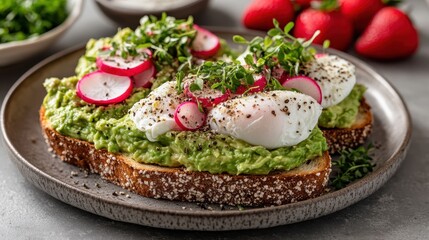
[282,76,322,104]
[76,71,133,105]
[234,85,247,95]
[315,53,327,58]
[272,67,289,85]
[235,75,267,95]
[191,25,221,59]
[132,62,156,88]
[174,101,207,131]
[251,76,267,92]
[278,74,289,85]
[184,84,230,108]
[96,49,152,77]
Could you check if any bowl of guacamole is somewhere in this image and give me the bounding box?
[0,0,83,66]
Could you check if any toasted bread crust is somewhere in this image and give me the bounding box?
[40,107,331,206]
[321,98,373,154]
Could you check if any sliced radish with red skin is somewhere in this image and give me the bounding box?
[174,101,207,131]
[96,49,152,77]
[251,76,267,92]
[132,62,156,88]
[272,66,290,84]
[184,82,230,108]
[191,25,221,59]
[234,75,267,95]
[272,66,284,79]
[76,71,133,105]
[101,45,111,51]
[234,85,247,95]
[282,76,322,104]
[278,74,290,85]
[315,53,327,58]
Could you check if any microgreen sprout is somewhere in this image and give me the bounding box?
[330,144,376,190]
[233,20,320,90]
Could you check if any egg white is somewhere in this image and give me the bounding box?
[130,81,183,141]
[208,90,322,149]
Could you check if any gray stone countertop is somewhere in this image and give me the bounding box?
[0,0,428,239]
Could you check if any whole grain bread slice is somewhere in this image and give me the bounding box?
[40,107,331,206]
[321,98,373,154]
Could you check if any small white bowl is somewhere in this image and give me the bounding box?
[0,0,83,66]
[95,0,210,28]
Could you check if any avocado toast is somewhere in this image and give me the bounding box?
[301,55,372,153]
[40,16,337,206]
[235,22,373,153]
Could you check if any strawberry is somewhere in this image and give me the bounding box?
[242,0,294,31]
[355,7,419,60]
[339,0,385,34]
[293,6,353,51]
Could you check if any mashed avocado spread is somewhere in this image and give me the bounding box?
[318,84,366,128]
[43,75,327,175]
[42,19,331,175]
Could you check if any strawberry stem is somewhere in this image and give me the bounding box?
[382,0,402,6]
[312,0,339,12]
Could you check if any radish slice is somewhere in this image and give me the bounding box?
[272,66,285,80]
[101,45,111,51]
[235,75,267,94]
[191,25,221,59]
[132,62,156,88]
[96,49,152,77]
[184,81,230,108]
[278,75,289,85]
[174,101,207,130]
[272,66,290,85]
[315,53,327,58]
[76,71,133,105]
[282,76,322,104]
[251,76,267,92]
[234,85,247,95]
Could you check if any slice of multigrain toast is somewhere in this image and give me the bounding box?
[40,107,331,206]
[321,98,373,154]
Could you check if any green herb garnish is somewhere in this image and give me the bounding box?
[0,0,68,44]
[181,60,255,93]
[233,20,317,74]
[233,20,320,91]
[176,20,324,94]
[330,144,376,190]
[134,13,196,65]
[102,13,197,71]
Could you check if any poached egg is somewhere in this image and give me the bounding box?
[208,90,322,149]
[129,81,183,141]
[301,54,356,108]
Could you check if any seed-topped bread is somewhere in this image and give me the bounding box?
[321,98,372,154]
[40,107,331,206]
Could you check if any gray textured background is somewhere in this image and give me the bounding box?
[1,0,428,239]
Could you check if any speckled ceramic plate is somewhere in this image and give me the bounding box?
[1,29,411,231]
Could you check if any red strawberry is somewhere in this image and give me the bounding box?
[355,7,419,60]
[339,0,385,34]
[293,8,353,51]
[242,0,294,31]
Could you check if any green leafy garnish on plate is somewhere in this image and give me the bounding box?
[330,144,376,190]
